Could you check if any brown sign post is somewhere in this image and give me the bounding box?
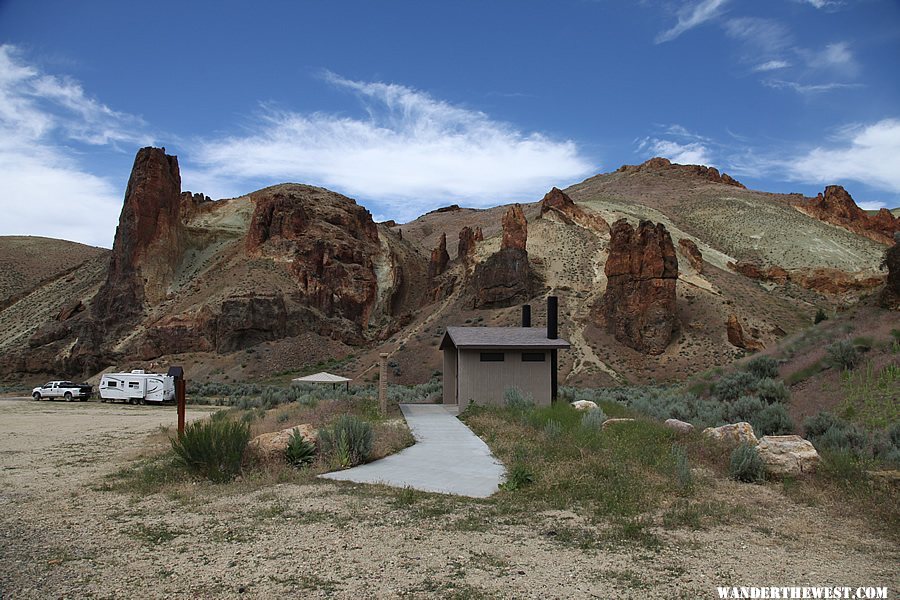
[167,366,185,436]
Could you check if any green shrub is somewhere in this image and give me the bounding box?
[747,356,779,380]
[671,445,693,492]
[755,378,789,404]
[544,419,563,439]
[285,430,316,467]
[318,415,373,469]
[504,387,534,411]
[814,308,828,324]
[500,463,534,491]
[817,424,868,456]
[752,403,794,436]
[581,408,607,430]
[728,443,765,483]
[803,411,841,440]
[826,341,860,371]
[170,419,250,483]
[713,371,759,402]
[728,395,766,423]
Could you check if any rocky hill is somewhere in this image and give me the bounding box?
[0,149,896,388]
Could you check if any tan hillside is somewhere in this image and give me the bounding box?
[0,236,107,306]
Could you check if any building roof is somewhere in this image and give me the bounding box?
[440,327,571,350]
[292,372,352,384]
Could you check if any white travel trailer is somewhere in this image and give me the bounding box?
[99,370,175,404]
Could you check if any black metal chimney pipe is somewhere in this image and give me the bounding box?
[547,296,558,339]
[548,296,559,401]
[522,304,531,327]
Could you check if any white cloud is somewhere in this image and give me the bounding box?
[640,138,714,166]
[656,0,729,44]
[804,41,858,75]
[857,200,887,211]
[753,60,791,72]
[724,17,791,50]
[0,45,152,247]
[187,73,595,222]
[785,119,900,194]
[762,79,863,94]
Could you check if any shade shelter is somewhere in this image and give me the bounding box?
[292,371,352,391]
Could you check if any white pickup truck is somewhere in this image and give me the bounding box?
[32,381,93,402]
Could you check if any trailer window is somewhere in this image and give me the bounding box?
[479,352,505,362]
[128,382,139,389]
[107,381,117,387]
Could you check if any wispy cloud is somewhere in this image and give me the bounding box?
[187,73,594,222]
[762,79,864,94]
[784,118,900,195]
[753,60,791,72]
[656,0,729,44]
[0,45,153,247]
[803,41,858,75]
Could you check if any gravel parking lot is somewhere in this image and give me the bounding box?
[1,398,897,599]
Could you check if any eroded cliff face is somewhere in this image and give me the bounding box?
[799,185,900,245]
[246,185,382,330]
[881,234,900,309]
[601,219,679,355]
[616,157,745,188]
[472,204,534,308]
[94,147,184,321]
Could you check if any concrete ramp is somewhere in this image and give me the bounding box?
[319,404,506,498]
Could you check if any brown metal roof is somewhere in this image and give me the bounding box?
[441,327,571,350]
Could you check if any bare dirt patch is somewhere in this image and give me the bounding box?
[1,399,897,598]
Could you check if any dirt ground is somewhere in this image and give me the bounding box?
[1,399,897,599]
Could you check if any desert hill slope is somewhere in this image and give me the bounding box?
[0,237,107,306]
[1,148,896,388]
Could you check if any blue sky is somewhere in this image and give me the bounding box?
[1,0,898,247]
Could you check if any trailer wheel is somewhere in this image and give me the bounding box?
[139,398,146,405]
[32,392,41,401]
[64,392,73,402]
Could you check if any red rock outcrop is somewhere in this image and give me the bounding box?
[729,260,883,294]
[678,238,704,273]
[799,186,900,245]
[539,187,609,232]
[428,233,451,278]
[881,234,900,309]
[601,219,679,354]
[501,204,527,251]
[726,314,763,351]
[474,226,484,242]
[57,300,84,321]
[458,227,477,265]
[616,157,746,189]
[93,147,184,321]
[246,185,381,331]
[473,204,533,308]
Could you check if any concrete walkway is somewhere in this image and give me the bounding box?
[319,404,506,498]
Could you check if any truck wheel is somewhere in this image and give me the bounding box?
[64,392,73,402]
[32,392,41,401]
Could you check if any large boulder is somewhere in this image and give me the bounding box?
[726,314,763,351]
[602,417,636,430]
[571,400,598,411]
[248,424,318,462]
[756,435,821,477]
[677,238,704,274]
[600,219,679,354]
[702,422,758,446]
[664,418,695,434]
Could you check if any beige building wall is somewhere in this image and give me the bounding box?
[443,348,458,404]
[456,349,551,407]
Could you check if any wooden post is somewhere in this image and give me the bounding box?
[167,366,186,437]
[379,353,389,416]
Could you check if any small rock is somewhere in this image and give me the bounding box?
[702,422,758,446]
[664,418,695,434]
[601,418,636,430]
[756,435,821,477]
[570,400,598,411]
